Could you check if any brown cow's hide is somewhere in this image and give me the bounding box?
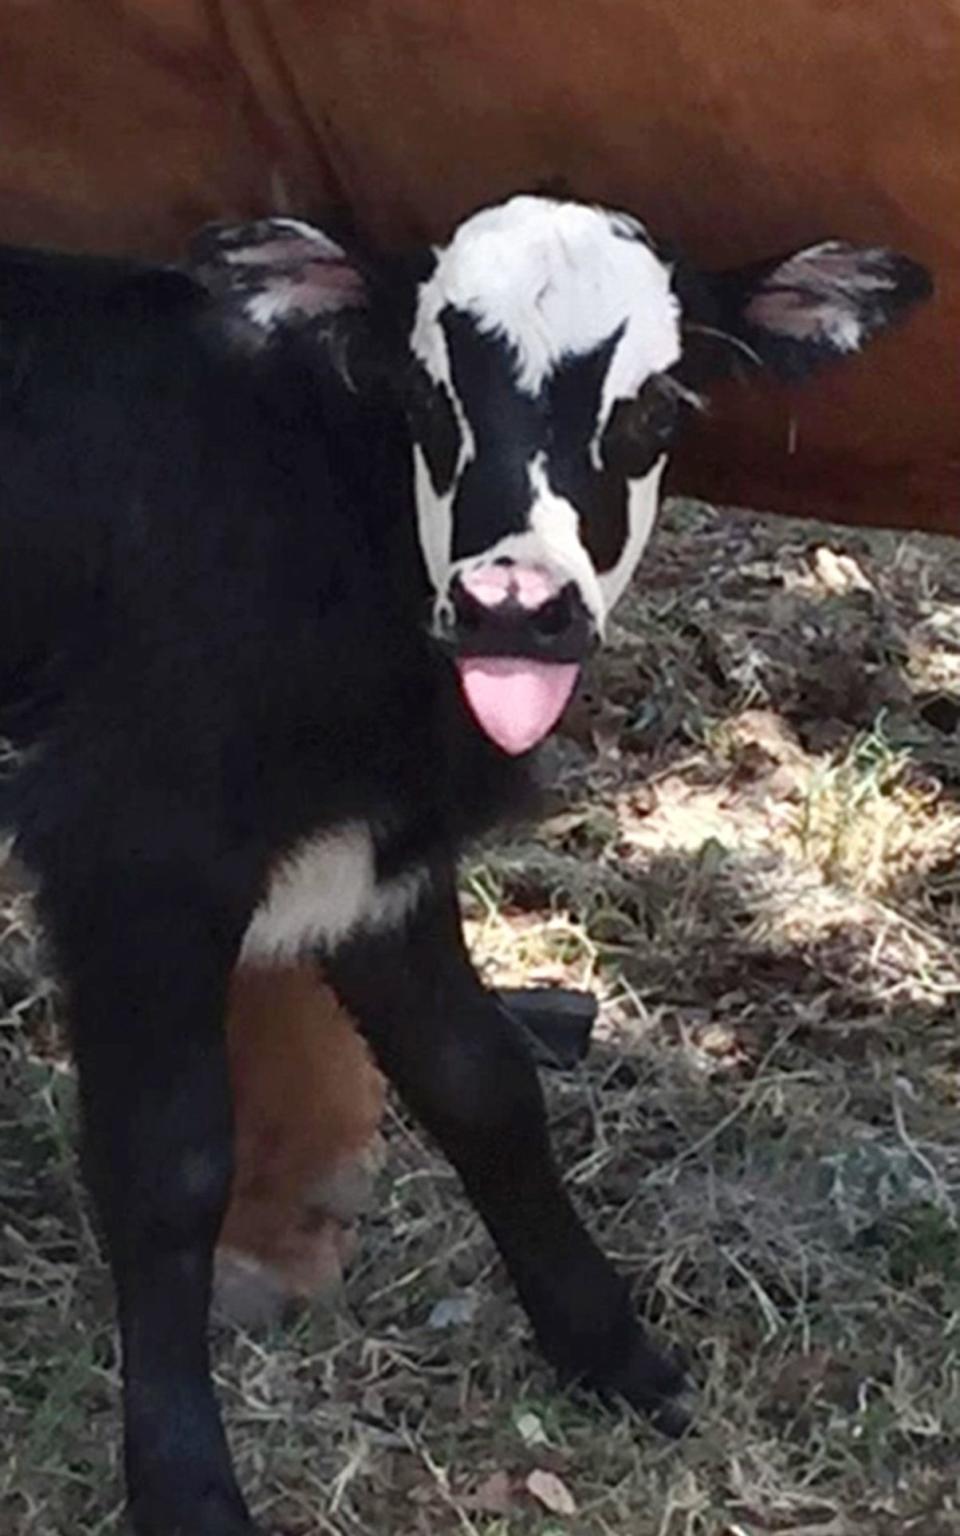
[2,0,957,1315]
[215,966,385,1326]
[1,0,956,531]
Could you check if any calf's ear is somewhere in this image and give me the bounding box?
[186,216,371,364]
[682,240,932,383]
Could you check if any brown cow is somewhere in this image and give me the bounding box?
[1,0,956,530]
[1,0,955,1322]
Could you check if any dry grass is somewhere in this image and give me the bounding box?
[3,499,960,1534]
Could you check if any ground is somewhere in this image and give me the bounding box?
[2,499,959,1535]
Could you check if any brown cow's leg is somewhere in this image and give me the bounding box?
[215,964,385,1328]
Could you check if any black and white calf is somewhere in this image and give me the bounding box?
[0,196,929,1534]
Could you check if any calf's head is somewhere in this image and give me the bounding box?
[191,197,930,755]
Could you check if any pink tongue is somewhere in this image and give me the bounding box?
[456,657,580,755]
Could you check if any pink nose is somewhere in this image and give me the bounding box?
[458,563,561,612]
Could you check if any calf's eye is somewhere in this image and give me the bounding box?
[600,374,686,479]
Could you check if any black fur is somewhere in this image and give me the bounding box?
[546,330,631,572]
[406,359,463,496]
[441,305,542,559]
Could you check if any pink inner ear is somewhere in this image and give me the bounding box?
[191,219,369,326]
[267,263,367,318]
[743,243,899,345]
[745,287,823,340]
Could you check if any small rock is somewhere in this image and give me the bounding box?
[514,1410,550,1447]
[526,1469,577,1516]
[426,1293,479,1330]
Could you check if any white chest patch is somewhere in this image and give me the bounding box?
[241,822,427,966]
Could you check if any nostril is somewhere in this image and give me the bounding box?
[450,578,488,630]
[458,598,485,631]
[530,589,574,637]
[458,565,513,609]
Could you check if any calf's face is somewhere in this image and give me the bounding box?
[401,198,929,753]
[405,199,693,752]
[409,202,683,628]
[190,198,930,755]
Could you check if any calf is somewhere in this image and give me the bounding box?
[0,195,929,1534]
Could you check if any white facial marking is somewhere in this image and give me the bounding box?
[412,196,681,396]
[526,455,606,631]
[242,823,426,965]
[596,460,666,613]
[413,444,455,595]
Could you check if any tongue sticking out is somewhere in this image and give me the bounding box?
[456,657,580,756]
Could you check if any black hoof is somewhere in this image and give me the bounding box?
[126,1487,261,1536]
[126,1514,261,1536]
[570,1322,693,1437]
[648,1385,696,1440]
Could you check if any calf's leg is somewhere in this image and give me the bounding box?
[45,879,260,1536]
[215,968,593,1323]
[326,878,686,1428]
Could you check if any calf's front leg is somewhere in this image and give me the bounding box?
[45,880,260,1536]
[325,878,686,1430]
